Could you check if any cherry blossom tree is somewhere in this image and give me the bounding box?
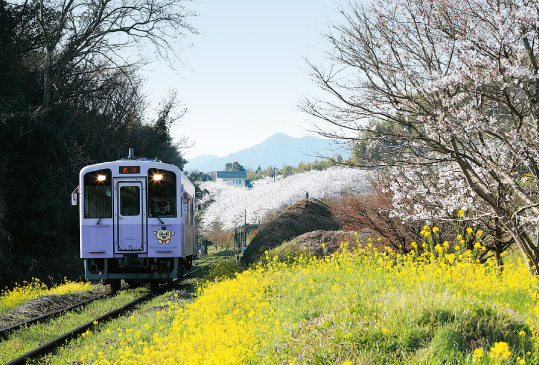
[304,0,539,273]
[332,175,423,253]
[199,167,370,231]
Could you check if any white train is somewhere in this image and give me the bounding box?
[72,149,195,290]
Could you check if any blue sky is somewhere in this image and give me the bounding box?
[140,0,346,159]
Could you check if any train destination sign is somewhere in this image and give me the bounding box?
[119,166,140,174]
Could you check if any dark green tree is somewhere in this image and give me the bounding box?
[224,161,246,172]
[0,0,194,288]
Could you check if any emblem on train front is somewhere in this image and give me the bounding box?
[153,226,175,244]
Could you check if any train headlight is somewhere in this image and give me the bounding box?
[153,174,163,181]
[97,175,106,181]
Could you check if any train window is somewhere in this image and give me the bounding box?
[84,169,112,218]
[186,197,191,224]
[148,168,176,217]
[120,186,140,216]
[183,195,194,225]
[188,198,194,225]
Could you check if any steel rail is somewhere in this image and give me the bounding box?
[5,292,151,365]
[4,257,229,364]
[0,293,110,339]
[0,255,228,337]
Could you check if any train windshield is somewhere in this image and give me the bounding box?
[83,169,112,218]
[148,168,176,217]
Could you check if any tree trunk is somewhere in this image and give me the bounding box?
[43,47,51,109]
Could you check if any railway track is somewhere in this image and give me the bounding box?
[2,256,230,364]
[0,292,111,340]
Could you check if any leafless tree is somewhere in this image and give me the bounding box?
[27,0,196,108]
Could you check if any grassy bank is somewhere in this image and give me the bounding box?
[35,232,538,364]
[0,278,97,314]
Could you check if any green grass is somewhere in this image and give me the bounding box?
[210,249,236,257]
[7,244,539,364]
[267,268,533,364]
[32,279,198,364]
[0,288,148,364]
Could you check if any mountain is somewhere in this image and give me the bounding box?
[186,154,220,167]
[185,133,350,172]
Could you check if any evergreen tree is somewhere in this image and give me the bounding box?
[224,161,246,172]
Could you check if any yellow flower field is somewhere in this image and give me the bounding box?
[71,235,539,364]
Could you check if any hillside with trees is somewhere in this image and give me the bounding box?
[0,0,195,287]
[199,167,369,231]
[246,155,346,180]
[186,133,350,172]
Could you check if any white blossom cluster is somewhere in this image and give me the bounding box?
[385,164,486,222]
[379,0,539,226]
[199,167,370,231]
[307,0,539,270]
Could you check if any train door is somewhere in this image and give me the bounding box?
[183,192,195,255]
[115,179,146,253]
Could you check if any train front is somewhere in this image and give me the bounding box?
[75,155,194,289]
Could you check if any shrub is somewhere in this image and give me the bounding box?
[198,259,245,288]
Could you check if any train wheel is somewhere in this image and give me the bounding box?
[186,255,193,270]
[125,279,142,288]
[177,263,185,279]
[110,279,121,292]
[150,280,159,292]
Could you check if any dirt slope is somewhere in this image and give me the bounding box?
[275,228,383,257]
[241,199,339,265]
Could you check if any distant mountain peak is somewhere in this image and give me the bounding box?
[186,133,349,172]
[268,132,288,138]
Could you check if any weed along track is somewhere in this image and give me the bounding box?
[1,288,151,364]
[1,257,225,364]
[0,292,111,340]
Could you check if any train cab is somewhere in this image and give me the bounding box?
[73,149,195,289]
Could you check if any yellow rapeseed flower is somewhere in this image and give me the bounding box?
[473,348,484,359]
[489,342,511,360]
[105,227,539,364]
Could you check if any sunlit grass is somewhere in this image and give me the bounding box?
[35,284,197,365]
[29,227,539,364]
[0,288,148,364]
